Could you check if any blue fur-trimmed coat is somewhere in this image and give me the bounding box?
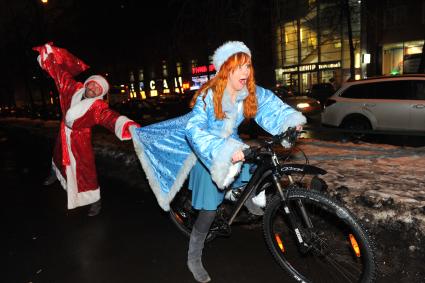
[131,85,306,211]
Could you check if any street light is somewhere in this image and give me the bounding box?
[41,0,48,4]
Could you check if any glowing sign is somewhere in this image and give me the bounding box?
[150,80,156,90]
[192,65,216,74]
[281,66,298,73]
[299,64,316,72]
[318,61,341,69]
[362,54,371,64]
[281,61,342,74]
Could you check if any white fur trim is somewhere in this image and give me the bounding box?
[221,101,242,138]
[64,125,100,209]
[37,55,44,69]
[279,112,306,148]
[65,94,100,128]
[131,127,197,211]
[213,41,251,71]
[115,116,132,141]
[210,138,248,189]
[70,88,84,108]
[52,160,67,190]
[84,75,109,96]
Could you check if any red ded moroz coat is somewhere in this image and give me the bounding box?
[37,45,136,209]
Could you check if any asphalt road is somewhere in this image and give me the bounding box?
[3,122,425,283]
[2,128,292,283]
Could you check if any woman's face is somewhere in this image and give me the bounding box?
[85,81,103,98]
[227,62,251,94]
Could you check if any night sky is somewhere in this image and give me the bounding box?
[0,0,274,104]
[5,1,179,67]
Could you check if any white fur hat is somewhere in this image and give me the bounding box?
[212,41,251,72]
[84,75,109,96]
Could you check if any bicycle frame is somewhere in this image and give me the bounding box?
[226,148,326,230]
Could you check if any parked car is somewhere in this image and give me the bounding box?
[239,86,321,138]
[307,83,335,106]
[321,75,425,132]
[112,99,163,123]
[273,86,322,117]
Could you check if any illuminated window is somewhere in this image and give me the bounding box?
[191,59,197,69]
[382,43,403,75]
[162,61,168,77]
[283,21,298,66]
[138,69,144,81]
[176,62,182,76]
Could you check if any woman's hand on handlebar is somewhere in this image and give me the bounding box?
[231,150,245,164]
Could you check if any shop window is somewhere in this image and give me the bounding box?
[382,43,403,75]
[284,21,298,66]
[176,62,182,76]
[300,16,318,64]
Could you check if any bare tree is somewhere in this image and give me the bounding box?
[341,0,355,79]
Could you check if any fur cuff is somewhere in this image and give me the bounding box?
[210,138,248,189]
[115,116,132,140]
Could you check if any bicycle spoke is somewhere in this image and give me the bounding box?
[264,191,376,283]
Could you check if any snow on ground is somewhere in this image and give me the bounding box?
[293,138,425,234]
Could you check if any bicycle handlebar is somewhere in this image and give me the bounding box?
[242,127,302,161]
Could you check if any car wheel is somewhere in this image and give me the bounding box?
[340,115,371,141]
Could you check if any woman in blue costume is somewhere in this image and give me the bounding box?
[131,41,306,282]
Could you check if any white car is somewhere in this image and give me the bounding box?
[321,75,425,132]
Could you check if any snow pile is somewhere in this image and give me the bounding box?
[291,138,425,235]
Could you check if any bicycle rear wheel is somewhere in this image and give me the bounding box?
[263,189,376,283]
[169,187,216,242]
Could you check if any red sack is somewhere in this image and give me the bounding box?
[33,42,89,76]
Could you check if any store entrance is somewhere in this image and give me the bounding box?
[301,72,318,95]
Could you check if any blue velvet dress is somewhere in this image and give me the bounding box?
[131,85,306,211]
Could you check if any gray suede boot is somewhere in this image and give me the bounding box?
[187,227,211,282]
[43,169,57,186]
[87,199,102,217]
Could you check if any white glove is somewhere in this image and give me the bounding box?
[37,55,43,68]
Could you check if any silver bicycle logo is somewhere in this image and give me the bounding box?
[281,166,304,172]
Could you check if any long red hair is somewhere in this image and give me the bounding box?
[189,52,257,119]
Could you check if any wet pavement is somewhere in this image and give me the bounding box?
[2,127,292,283]
[2,119,425,282]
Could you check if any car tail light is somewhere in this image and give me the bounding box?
[324,99,336,108]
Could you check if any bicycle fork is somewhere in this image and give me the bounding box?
[272,173,313,252]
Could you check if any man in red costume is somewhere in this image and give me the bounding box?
[34,43,140,216]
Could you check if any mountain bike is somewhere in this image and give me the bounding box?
[169,128,377,282]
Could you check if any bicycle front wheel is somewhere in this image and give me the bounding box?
[263,189,376,283]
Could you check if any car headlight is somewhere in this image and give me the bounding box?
[296,103,310,109]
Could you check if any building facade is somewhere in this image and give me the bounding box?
[272,0,425,95]
[273,0,362,94]
[362,0,425,77]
